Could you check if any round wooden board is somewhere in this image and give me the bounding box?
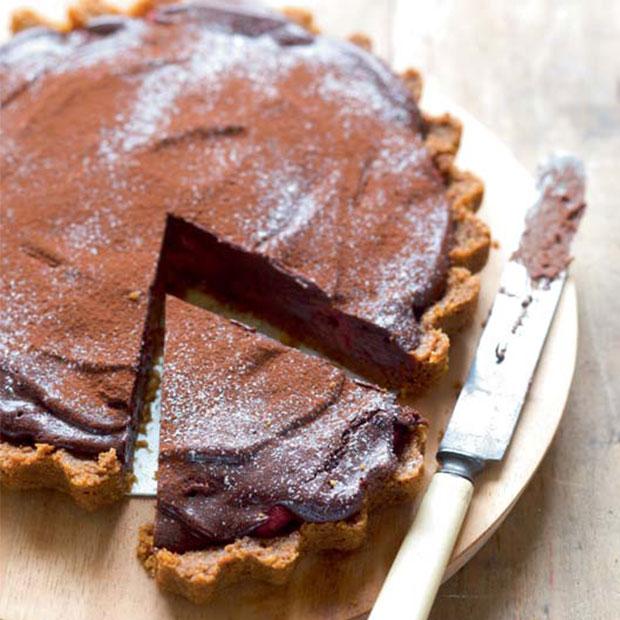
[0,16,577,620]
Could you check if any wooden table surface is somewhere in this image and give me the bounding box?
[1,2,618,619]
[291,1,620,618]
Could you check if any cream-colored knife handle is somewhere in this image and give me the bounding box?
[369,472,474,620]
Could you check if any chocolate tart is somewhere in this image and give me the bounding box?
[135,295,426,601]
[0,0,488,524]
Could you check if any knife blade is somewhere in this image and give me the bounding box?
[370,154,586,620]
[439,154,585,470]
[438,261,566,465]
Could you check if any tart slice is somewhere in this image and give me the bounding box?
[138,295,426,602]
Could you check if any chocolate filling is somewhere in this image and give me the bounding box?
[1,3,451,464]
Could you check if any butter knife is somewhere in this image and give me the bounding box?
[369,154,586,620]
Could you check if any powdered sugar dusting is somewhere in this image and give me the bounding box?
[360,198,449,330]
[97,29,280,163]
[93,25,413,166]
[254,165,341,250]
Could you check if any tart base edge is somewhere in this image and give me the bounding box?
[137,425,426,604]
[0,442,128,510]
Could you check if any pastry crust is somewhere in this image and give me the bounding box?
[137,425,426,604]
[10,0,155,33]
[0,442,127,509]
[10,7,70,34]
[67,0,155,28]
